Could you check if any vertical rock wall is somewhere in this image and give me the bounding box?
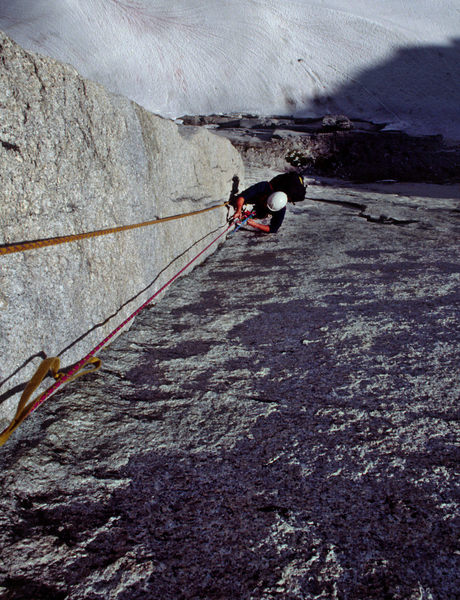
[0,32,243,428]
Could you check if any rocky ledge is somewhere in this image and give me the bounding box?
[179,114,460,183]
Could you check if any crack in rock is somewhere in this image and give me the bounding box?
[1,139,20,153]
[358,213,419,226]
[310,196,419,226]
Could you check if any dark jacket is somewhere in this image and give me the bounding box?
[238,181,285,233]
[237,173,306,233]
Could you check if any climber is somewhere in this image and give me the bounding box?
[231,172,306,233]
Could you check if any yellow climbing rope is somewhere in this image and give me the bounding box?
[0,202,228,256]
[0,356,101,447]
[0,198,231,446]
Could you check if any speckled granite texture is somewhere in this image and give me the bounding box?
[1,176,458,599]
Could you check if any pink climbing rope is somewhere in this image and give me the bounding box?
[29,223,233,414]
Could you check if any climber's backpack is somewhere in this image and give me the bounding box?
[270,172,306,204]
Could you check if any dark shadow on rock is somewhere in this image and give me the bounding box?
[1,408,457,599]
[0,445,306,599]
[302,39,460,138]
[297,38,460,183]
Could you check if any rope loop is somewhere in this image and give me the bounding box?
[0,356,101,447]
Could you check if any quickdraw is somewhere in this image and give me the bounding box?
[228,210,256,236]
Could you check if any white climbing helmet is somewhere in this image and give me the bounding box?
[267,191,288,212]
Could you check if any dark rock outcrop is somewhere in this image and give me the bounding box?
[179,114,460,183]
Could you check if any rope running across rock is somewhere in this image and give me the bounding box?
[0,202,229,256]
[0,218,235,446]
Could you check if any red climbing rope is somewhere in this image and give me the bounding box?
[0,223,233,446]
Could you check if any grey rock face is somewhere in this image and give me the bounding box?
[0,32,243,427]
[0,172,458,599]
